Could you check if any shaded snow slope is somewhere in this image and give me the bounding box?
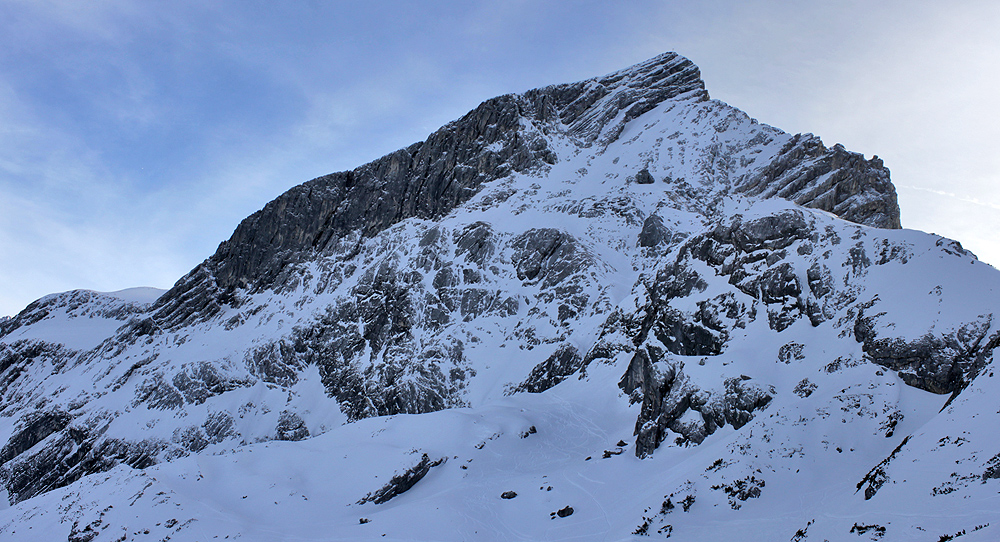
[1,52,997,541]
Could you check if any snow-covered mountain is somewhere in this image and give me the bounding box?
[2,52,998,541]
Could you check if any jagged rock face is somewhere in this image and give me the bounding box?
[356,453,447,505]
[150,51,897,329]
[855,309,998,394]
[0,406,162,503]
[0,289,152,340]
[151,53,707,327]
[509,343,583,394]
[619,343,774,456]
[274,411,310,441]
[736,136,901,229]
[0,411,71,467]
[586,206,998,457]
[2,52,999,542]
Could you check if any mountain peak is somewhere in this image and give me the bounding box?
[582,51,707,97]
[150,53,896,331]
[3,52,984,542]
[149,53,711,324]
[526,51,708,142]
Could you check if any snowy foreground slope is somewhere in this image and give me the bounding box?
[2,52,999,541]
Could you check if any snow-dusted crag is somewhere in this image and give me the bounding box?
[2,53,998,541]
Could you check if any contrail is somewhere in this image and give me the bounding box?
[897,184,1000,212]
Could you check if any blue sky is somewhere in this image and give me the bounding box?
[2,0,998,316]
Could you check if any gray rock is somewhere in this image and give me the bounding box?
[736,136,901,229]
[0,410,71,467]
[357,453,446,504]
[778,343,805,364]
[0,52,942,510]
[509,344,583,394]
[173,425,209,452]
[241,255,475,422]
[246,340,306,387]
[793,378,817,398]
[136,362,252,410]
[580,309,644,368]
[152,53,707,329]
[638,214,670,248]
[619,345,773,457]
[275,411,310,441]
[454,222,496,267]
[511,229,579,287]
[856,436,910,500]
[982,452,1000,480]
[0,422,164,504]
[0,289,150,341]
[635,168,655,184]
[203,411,237,444]
[0,341,81,405]
[67,519,101,542]
[854,313,999,394]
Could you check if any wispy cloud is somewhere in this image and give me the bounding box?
[898,185,1000,212]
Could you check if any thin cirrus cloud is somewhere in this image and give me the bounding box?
[1,0,997,316]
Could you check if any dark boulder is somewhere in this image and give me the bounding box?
[635,168,655,184]
[358,454,446,505]
[275,411,310,441]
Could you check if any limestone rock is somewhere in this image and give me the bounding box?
[635,168,655,184]
[736,137,900,229]
[358,453,446,505]
[275,411,310,441]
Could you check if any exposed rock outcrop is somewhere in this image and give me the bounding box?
[275,411,310,441]
[509,344,583,394]
[357,453,446,505]
[151,53,708,328]
[736,136,900,229]
[620,344,773,456]
[855,315,999,394]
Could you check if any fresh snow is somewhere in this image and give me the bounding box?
[101,287,166,304]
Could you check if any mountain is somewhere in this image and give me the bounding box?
[1,52,998,541]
